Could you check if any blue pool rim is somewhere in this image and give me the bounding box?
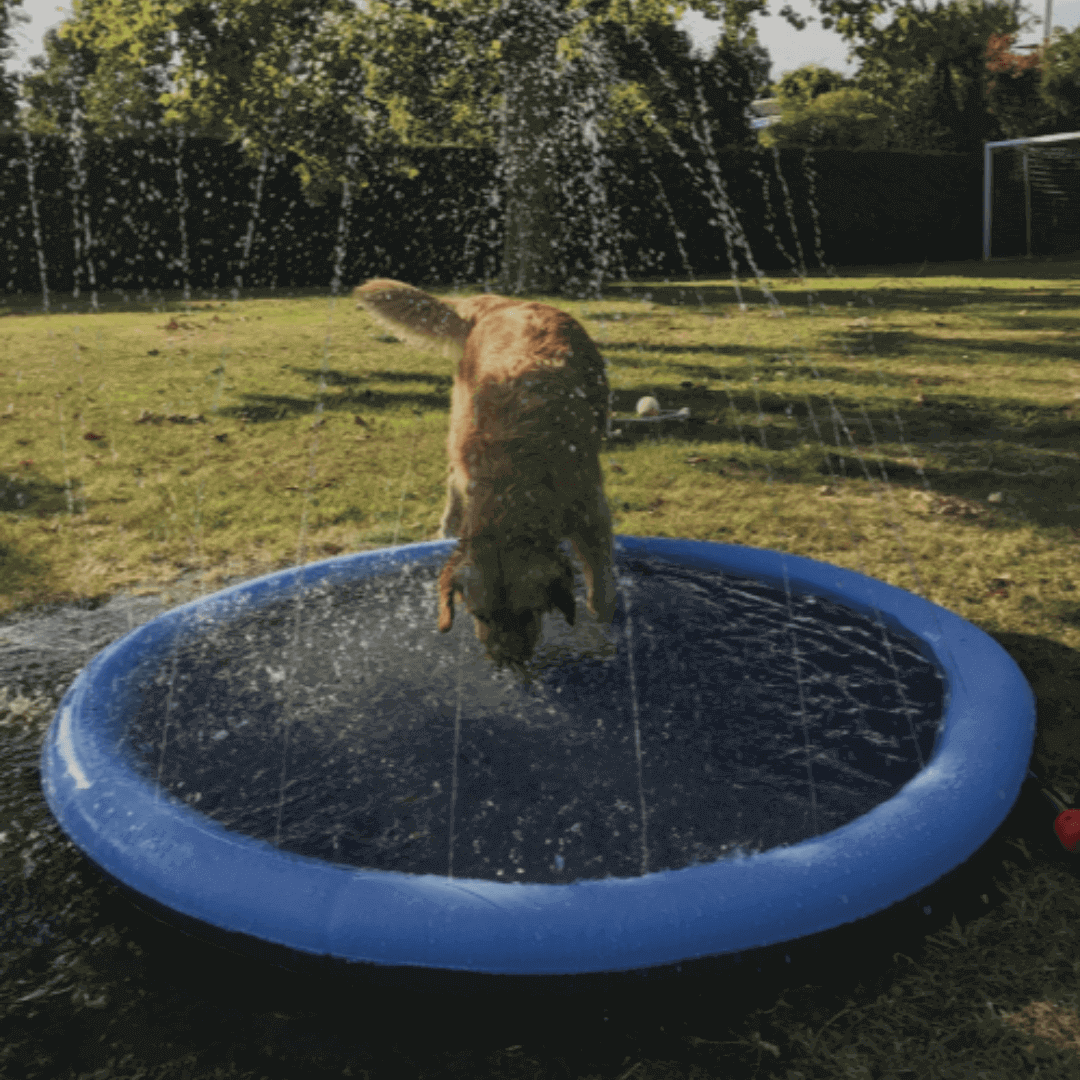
[41,536,1036,978]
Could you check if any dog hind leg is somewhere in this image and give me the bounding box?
[568,494,616,622]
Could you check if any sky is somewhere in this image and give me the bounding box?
[5,0,1080,85]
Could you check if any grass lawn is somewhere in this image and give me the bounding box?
[3,255,1080,1077]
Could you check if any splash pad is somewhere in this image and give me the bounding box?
[42,535,1034,984]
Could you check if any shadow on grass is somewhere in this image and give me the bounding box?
[0,285,362,317]
[997,632,1080,797]
[602,255,1080,314]
[614,281,1080,318]
[219,366,453,421]
[285,366,454,391]
[605,386,1080,532]
[0,474,70,516]
[600,318,1078,367]
[0,536,48,607]
[4,256,1076,321]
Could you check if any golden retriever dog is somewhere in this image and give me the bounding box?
[354,279,616,670]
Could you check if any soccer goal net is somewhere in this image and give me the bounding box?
[983,130,1080,260]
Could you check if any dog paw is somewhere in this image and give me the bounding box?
[588,571,618,623]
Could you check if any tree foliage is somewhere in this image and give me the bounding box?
[0,0,31,133]
[15,14,175,140]
[758,61,891,152]
[761,83,893,150]
[595,15,770,152]
[852,4,1080,149]
[9,0,1080,181]
[1038,25,1080,130]
[23,0,390,192]
[10,0,771,200]
[848,0,1026,152]
[771,62,850,104]
[762,1,1080,154]
[984,29,1057,139]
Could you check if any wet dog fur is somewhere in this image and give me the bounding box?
[354,279,616,670]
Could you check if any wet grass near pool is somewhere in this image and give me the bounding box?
[2,255,1080,1077]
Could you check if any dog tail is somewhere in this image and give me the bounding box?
[354,279,470,358]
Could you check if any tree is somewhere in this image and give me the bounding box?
[36,0,389,186]
[4,0,929,154]
[756,0,1066,154]
[771,61,851,104]
[984,30,1058,139]
[30,0,781,292]
[761,82,893,150]
[15,18,179,140]
[28,2,761,174]
[1039,25,1080,130]
[593,15,769,155]
[756,61,893,152]
[489,2,771,291]
[0,0,31,134]
[748,2,1075,154]
[24,0,991,288]
[848,0,1028,153]
[477,0,771,290]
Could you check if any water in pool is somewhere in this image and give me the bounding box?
[122,555,945,885]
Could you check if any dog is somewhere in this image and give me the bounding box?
[354,279,616,670]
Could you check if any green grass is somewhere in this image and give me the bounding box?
[4,255,1080,1077]
[2,261,1079,648]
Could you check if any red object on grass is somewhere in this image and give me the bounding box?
[1054,810,1080,853]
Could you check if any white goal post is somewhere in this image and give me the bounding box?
[983,130,1080,260]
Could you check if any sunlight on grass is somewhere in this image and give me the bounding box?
[999,1000,1080,1056]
